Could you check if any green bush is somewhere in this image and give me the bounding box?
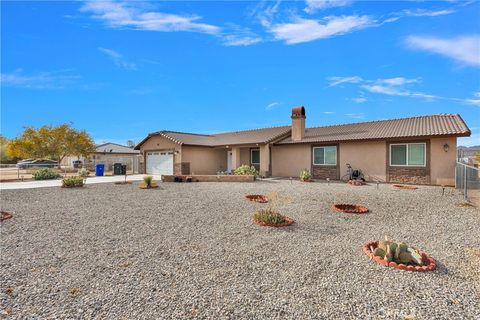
[234,164,259,177]
[32,168,61,180]
[62,176,84,187]
[254,208,286,224]
[299,169,312,181]
[143,175,153,187]
[78,168,89,178]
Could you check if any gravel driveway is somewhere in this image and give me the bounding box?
[1,181,479,319]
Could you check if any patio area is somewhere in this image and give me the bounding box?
[1,181,479,319]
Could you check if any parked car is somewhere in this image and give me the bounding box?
[16,159,59,169]
[72,160,83,168]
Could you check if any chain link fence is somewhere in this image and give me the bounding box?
[455,161,480,205]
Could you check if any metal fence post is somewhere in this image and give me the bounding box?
[464,164,467,200]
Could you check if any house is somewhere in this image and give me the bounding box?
[63,142,140,172]
[135,106,471,185]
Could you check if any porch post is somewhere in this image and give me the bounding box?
[260,144,270,177]
[231,147,241,170]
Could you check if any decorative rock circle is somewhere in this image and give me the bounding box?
[253,216,294,227]
[0,211,13,222]
[348,179,366,186]
[362,240,436,272]
[139,184,159,189]
[333,204,369,214]
[245,194,268,203]
[393,184,418,189]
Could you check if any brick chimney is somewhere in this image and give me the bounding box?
[291,106,306,141]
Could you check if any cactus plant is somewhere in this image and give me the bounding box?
[373,237,425,266]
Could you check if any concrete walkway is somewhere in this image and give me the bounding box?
[0,175,163,190]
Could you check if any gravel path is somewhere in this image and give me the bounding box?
[1,181,479,319]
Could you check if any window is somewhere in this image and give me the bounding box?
[313,146,337,165]
[251,149,260,165]
[390,143,426,166]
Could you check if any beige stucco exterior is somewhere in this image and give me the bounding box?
[182,146,227,174]
[138,133,460,185]
[271,144,311,177]
[430,137,457,186]
[339,141,387,182]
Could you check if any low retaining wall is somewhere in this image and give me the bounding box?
[161,175,255,182]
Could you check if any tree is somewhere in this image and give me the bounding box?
[7,124,96,166]
[0,135,17,164]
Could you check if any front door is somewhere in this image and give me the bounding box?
[227,151,233,173]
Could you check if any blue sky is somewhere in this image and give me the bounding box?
[1,0,479,146]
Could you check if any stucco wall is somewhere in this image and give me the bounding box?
[271,144,311,177]
[240,148,250,166]
[430,137,457,186]
[139,135,182,164]
[339,141,387,182]
[182,146,227,174]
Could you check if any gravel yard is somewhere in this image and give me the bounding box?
[1,180,479,319]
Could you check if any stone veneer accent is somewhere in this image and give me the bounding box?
[174,162,191,175]
[312,166,338,179]
[386,140,430,185]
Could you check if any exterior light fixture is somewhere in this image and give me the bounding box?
[175,150,179,155]
[443,144,449,152]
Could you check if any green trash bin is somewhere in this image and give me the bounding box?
[113,163,123,175]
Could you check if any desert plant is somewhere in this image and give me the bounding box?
[32,168,61,180]
[372,236,424,266]
[143,175,153,188]
[299,169,312,181]
[62,176,84,187]
[254,207,286,224]
[234,164,259,177]
[78,168,89,179]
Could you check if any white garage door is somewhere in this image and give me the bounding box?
[146,151,174,175]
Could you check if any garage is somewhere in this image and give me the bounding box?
[146,151,174,175]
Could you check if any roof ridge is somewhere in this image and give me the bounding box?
[96,142,132,148]
[156,130,214,137]
[211,124,291,136]
[305,114,460,130]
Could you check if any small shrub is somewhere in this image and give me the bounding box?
[254,208,286,225]
[143,175,153,187]
[32,168,61,180]
[299,169,312,181]
[78,168,89,178]
[62,176,84,188]
[234,164,259,177]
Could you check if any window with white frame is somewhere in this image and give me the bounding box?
[251,149,260,165]
[390,143,426,166]
[313,146,337,165]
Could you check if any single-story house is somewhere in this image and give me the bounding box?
[62,142,140,172]
[135,106,471,185]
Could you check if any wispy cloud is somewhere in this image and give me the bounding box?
[98,47,137,70]
[405,35,480,67]
[327,76,363,87]
[221,24,262,46]
[323,111,335,114]
[268,15,373,44]
[0,69,80,89]
[401,9,456,17]
[304,0,352,13]
[351,97,367,103]
[80,1,220,34]
[328,75,480,106]
[344,113,365,119]
[266,102,280,110]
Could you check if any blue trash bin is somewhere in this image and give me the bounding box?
[95,164,105,176]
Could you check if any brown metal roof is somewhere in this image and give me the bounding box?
[277,114,470,144]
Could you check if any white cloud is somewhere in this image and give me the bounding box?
[327,76,363,87]
[266,102,280,110]
[269,15,373,44]
[323,111,335,114]
[344,113,365,119]
[80,1,220,34]
[304,0,351,13]
[222,35,262,46]
[405,35,480,67]
[351,97,367,103]
[0,69,80,89]
[402,9,456,17]
[376,77,420,86]
[98,47,137,70]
